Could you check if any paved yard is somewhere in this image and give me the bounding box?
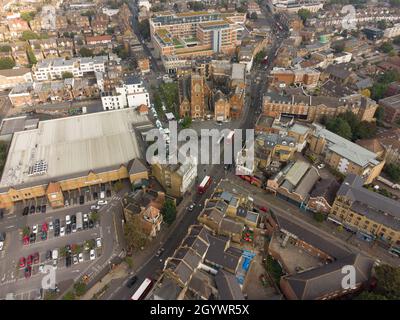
[242,254,281,300]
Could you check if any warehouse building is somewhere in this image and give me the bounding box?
[0,108,151,208]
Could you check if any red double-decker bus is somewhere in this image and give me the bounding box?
[198,176,211,194]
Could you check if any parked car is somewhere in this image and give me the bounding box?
[188,204,194,212]
[66,224,72,234]
[54,228,60,237]
[78,253,84,263]
[73,255,78,265]
[27,255,33,265]
[65,255,72,268]
[83,213,89,222]
[39,264,45,273]
[29,206,35,214]
[71,223,77,233]
[19,257,26,268]
[83,221,88,230]
[23,236,29,245]
[41,232,47,240]
[36,205,41,213]
[42,223,48,232]
[93,192,98,200]
[60,226,65,237]
[96,238,102,248]
[91,205,100,211]
[155,248,165,257]
[24,266,32,278]
[79,195,84,205]
[41,205,46,213]
[97,200,107,206]
[317,163,325,170]
[126,276,138,288]
[48,222,53,231]
[106,190,111,197]
[33,252,39,264]
[54,219,60,228]
[89,249,96,261]
[71,215,76,224]
[65,215,71,225]
[46,250,52,260]
[88,220,94,229]
[29,233,36,244]
[22,207,29,216]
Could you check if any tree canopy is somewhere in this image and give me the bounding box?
[161,199,176,225]
[297,9,311,24]
[384,163,400,183]
[0,57,15,70]
[124,215,148,253]
[79,47,94,57]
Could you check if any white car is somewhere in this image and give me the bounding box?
[65,215,71,225]
[100,191,105,199]
[48,222,54,231]
[83,213,89,223]
[97,200,108,206]
[317,163,325,170]
[60,226,65,237]
[0,242,3,251]
[188,204,194,212]
[32,225,38,234]
[73,255,79,265]
[78,253,84,263]
[90,205,100,211]
[96,238,102,248]
[89,249,96,261]
[39,264,45,273]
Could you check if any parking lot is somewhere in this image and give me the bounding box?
[0,182,121,299]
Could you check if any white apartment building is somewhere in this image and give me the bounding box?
[101,76,150,110]
[384,23,400,38]
[32,56,108,81]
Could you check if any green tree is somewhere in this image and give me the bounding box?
[374,106,384,122]
[20,30,40,41]
[379,42,394,54]
[390,0,400,7]
[73,281,87,297]
[161,199,176,225]
[79,47,94,57]
[357,291,388,300]
[90,211,99,223]
[326,118,352,140]
[138,19,150,40]
[71,244,82,255]
[21,11,36,22]
[313,212,325,222]
[0,57,15,70]
[26,47,37,66]
[371,264,400,299]
[188,1,206,10]
[377,20,388,30]
[384,163,400,183]
[62,71,73,79]
[62,291,76,300]
[113,45,129,59]
[124,215,149,252]
[181,116,192,128]
[250,12,258,20]
[298,9,311,24]
[0,45,11,52]
[333,42,345,53]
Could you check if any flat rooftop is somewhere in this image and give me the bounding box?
[0,109,150,190]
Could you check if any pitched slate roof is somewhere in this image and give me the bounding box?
[283,253,374,300]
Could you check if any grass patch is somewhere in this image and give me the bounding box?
[62,291,76,300]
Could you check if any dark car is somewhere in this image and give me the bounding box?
[66,224,72,234]
[46,250,52,260]
[29,233,36,244]
[83,221,88,230]
[54,228,60,237]
[54,219,60,227]
[29,206,35,214]
[126,276,138,288]
[88,220,94,229]
[106,190,111,197]
[36,205,41,213]
[65,255,72,268]
[71,223,76,232]
[41,205,46,213]
[79,195,84,205]
[71,215,76,224]
[100,184,106,192]
[22,207,29,216]
[24,266,32,278]
[93,192,98,200]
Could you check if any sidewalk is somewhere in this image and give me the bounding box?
[80,263,129,300]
